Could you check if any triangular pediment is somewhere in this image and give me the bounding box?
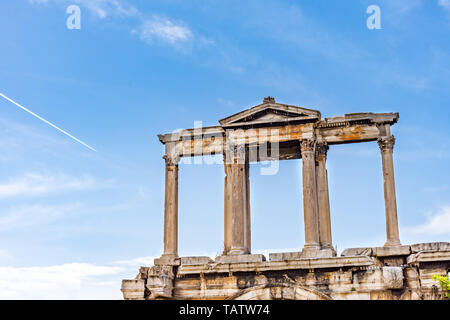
[219,97,321,127]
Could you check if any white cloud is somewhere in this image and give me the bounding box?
[238,2,363,64]
[29,0,194,48]
[113,256,157,268]
[0,263,125,299]
[29,0,139,18]
[406,206,450,235]
[134,16,193,46]
[439,0,449,6]
[0,203,80,231]
[385,0,423,14]
[0,249,10,260]
[217,98,236,109]
[0,255,163,299]
[0,172,98,198]
[439,0,450,11]
[72,0,139,19]
[384,71,428,91]
[0,116,69,162]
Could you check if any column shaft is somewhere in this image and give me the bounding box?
[244,160,251,254]
[224,161,233,254]
[316,143,333,249]
[163,156,179,257]
[223,145,250,255]
[224,162,232,254]
[301,139,320,252]
[378,136,401,247]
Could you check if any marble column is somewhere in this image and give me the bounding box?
[316,142,333,249]
[223,145,250,255]
[378,135,401,247]
[301,139,320,255]
[162,155,179,258]
[224,153,232,254]
[244,155,251,254]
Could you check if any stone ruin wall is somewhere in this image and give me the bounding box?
[122,242,450,300]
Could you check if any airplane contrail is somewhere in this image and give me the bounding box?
[0,93,97,152]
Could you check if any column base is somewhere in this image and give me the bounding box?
[316,247,337,258]
[301,244,321,258]
[154,254,180,266]
[227,248,246,255]
[301,245,337,258]
[384,239,401,247]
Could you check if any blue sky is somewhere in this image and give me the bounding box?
[0,0,449,299]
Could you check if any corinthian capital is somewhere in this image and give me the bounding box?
[315,142,329,159]
[224,143,246,164]
[163,154,179,166]
[377,136,395,152]
[301,139,316,152]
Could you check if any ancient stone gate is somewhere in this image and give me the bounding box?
[122,97,450,300]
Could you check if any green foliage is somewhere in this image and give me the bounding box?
[432,274,450,298]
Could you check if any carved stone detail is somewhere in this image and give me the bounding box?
[378,136,395,152]
[263,96,275,103]
[163,155,179,167]
[146,265,175,299]
[301,139,316,153]
[315,142,329,160]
